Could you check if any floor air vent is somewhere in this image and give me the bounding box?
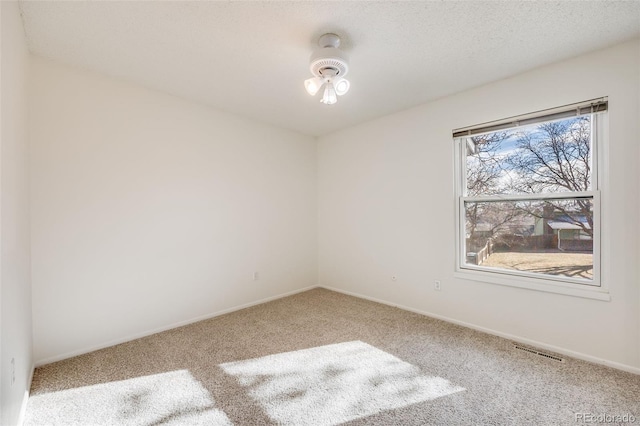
[514,345,564,362]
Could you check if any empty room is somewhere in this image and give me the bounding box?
[2,1,640,425]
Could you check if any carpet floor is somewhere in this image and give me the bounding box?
[25,288,640,425]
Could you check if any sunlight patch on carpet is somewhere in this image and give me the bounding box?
[220,340,465,425]
[24,369,231,426]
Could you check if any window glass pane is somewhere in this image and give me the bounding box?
[466,116,592,196]
[464,198,593,281]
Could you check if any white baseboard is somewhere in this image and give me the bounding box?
[35,285,317,367]
[17,364,35,426]
[320,285,640,376]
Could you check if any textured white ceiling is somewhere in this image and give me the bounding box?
[19,1,640,136]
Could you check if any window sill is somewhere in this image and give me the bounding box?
[454,270,610,301]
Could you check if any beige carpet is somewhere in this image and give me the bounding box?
[25,288,640,425]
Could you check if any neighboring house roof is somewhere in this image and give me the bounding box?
[548,221,591,231]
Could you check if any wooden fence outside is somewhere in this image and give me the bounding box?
[466,238,493,265]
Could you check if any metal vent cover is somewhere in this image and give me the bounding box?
[514,345,564,362]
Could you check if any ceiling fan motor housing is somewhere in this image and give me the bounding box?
[309,33,349,78]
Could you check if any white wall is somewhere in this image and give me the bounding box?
[1,1,33,424]
[318,39,640,371]
[30,57,317,364]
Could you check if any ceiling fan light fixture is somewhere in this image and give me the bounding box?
[305,33,350,105]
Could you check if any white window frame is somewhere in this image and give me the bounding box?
[453,99,609,301]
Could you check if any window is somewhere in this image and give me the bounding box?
[453,99,608,298]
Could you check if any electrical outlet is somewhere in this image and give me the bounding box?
[434,280,441,291]
[253,272,259,281]
[11,358,15,386]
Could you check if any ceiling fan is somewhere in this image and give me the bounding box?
[304,33,350,105]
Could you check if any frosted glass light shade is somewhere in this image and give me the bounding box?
[320,82,337,105]
[334,78,350,96]
[304,77,324,96]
